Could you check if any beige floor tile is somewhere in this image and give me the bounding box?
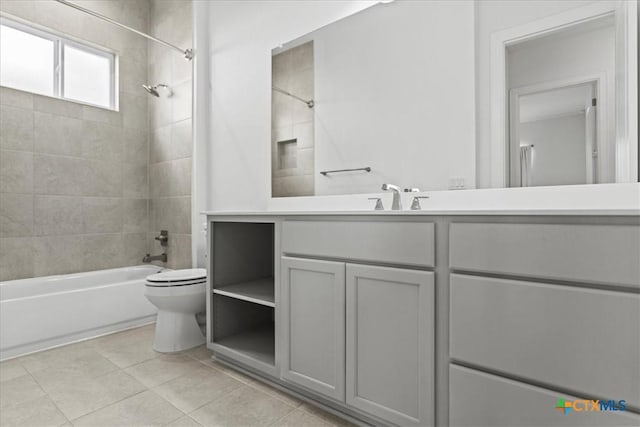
[97,340,160,368]
[30,351,119,390]
[299,403,357,427]
[0,374,45,408]
[185,345,214,362]
[190,385,296,427]
[153,366,243,413]
[45,370,146,420]
[199,359,254,385]
[0,395,68,427]
[124,354,208,388]
[73,390,184,427]
[0,359,28,383]
[270,408,332,427]
[165,415,203,427]
[88,324,155,353]
[19,344,105,374]
[246,378,302,408]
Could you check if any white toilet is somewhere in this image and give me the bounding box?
[145,268,207,353]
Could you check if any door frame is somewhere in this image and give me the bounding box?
[490,0,637,187]
[508,74,606,187]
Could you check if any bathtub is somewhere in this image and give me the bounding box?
[0,265,165,360]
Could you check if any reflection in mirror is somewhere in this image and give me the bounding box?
[507,14,615,188]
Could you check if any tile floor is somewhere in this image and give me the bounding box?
[0,325,355,427]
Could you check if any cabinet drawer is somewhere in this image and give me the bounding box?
[449,223,640,287]
[450,365,640,427]
[282,220,434,267]
[450,274,640,407]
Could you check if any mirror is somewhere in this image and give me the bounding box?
[271,1,637,197]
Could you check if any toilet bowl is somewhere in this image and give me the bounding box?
[145,268,206,353]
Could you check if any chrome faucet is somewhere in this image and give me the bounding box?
[143,253,167,263]
[381,183,402,210]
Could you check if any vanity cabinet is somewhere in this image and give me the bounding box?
[281,256,435,426]
[281,257,346,401]
[346,264,434,427]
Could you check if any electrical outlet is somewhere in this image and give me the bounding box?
[448,176,466,190]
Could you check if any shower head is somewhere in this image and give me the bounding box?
[142,83,172,97]
[142,84,159,97]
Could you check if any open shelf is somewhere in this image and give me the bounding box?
[213,277,275,307]
[215,323,275,366]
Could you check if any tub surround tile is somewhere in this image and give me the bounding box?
[34,112,83,157]
[166,233,191,270]
[82,160,122,197]
[34,196,84,236]
[171,119,193,159]
[82,198,123,234]
[82,234,124,271]
[33,235,84,277]
[33,154,84,196]
[0,105,34,151]
[73,390,183,427]
[81,105,122,128]
[190,385,296,427]
[151,126,172,163]
[0,395,68,427]
[0,193,34,237]
[122,128,148,166]
[82,121,123,163]
[123,199,148,233]
[0,150,33,194]
[122,233,148,266]
[122,164,148,198]
[0,87,34,110]
[0,237,34,281]
[33,95,83,119]
[172,80,192,123]
[121,93,148,132]
[119,58,148,96]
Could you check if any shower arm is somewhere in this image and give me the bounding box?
[272,86,314,108]
[53,0,193,60]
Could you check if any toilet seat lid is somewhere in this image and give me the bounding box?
[146,268,206,283]
[145,278,206,287]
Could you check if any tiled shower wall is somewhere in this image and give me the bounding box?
[147,0,193,269]
[0,0,150,281]
[271,41,315,197]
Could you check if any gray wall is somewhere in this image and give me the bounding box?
[147,0,193,269]
[0,0,193,280]
[0,0,150,281]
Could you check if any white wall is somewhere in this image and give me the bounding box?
[205,0,378,211]
[507,21,615,182]
[520,114,587,186]
[311,1,475,195]
[474,0,599,188]
[204,0,474,210]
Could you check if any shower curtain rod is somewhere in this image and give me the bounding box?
[53,0,193,60]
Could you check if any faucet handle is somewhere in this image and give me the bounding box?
[411,196,430,210]
[154,230,169,246]
[368,197,384,210]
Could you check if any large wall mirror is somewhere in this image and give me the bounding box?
[271,0,637,198]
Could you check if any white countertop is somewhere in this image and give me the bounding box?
[203,183,640,216]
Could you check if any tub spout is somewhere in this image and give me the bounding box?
[143,253,167,263]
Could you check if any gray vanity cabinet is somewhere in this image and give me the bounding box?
[346,264,435,427]
[281,257,346,401]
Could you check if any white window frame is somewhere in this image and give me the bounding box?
[0,15,117,110]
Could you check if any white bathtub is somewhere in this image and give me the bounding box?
[0,265,165,360]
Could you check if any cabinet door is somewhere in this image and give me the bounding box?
[281,257,345,401]
[346,264,434,426]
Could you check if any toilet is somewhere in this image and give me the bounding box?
[145,268,207,353]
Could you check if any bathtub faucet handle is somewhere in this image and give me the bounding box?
[155,230,169,246]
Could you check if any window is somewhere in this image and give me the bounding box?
[0,17,116,109]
